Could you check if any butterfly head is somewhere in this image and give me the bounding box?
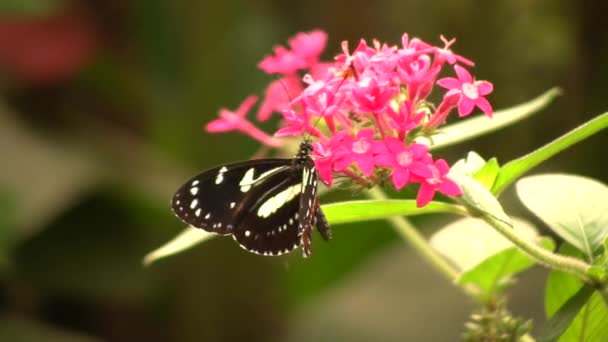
[295,141,313,164]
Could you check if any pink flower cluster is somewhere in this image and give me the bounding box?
[206,30,495,207]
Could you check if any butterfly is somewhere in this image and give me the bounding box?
[171,141,331,257]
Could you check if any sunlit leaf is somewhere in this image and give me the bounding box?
[559,293,608,342]
[321,200,467,225]
[431,217,538,272]
[451,151,488,176]
[538,286,594,342]
[542,244,608,341]
[421,88,561,150]
[449,172,511,226]
[493,112,608,195]
[458,237,553,301]
[144,200,467,265]
[517,174,608,260]
[143,226,214,266]
[473,158,500,190]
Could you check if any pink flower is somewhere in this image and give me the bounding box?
[416,159,462,207]
[205,31,493,207]
[258,30,327,75]
[302,90,345,133]
[351,76,396,114]
[437,65,494,117]
[289,30,327,64]
[257,76,303,121]
[312,131,349,185]
[334,129,377,176]
[425,89,461,128]
[274,109,311,137]
[335,39,376,74]
[206,95,258,132]
[258,47,305,75]
[373,137,432,189]
[398,54,440,100]
[387,101,425,137]
[434,36,474,66]
[398,34,433,63]
[206,96,281,147]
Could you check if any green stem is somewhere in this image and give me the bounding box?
[482,213,593,284]
[367,187,460,281]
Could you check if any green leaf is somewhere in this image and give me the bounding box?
[543,245,608,342]
[431,217,540,273]
[143,226,214,266]
[492,112,608,195]
[545,244,586,316]
[561,293,608,341]
[449,172,511,226]
[321,200,467,225]
[538,286,595,342]
[516,174,608,260]
[144,200,467,265]
[459,237,553,301]
[422,88,561,150]
[451,151,488,176]
[473,158,501,190]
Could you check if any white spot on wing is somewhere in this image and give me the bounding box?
[245,230,251,237]
[192,180,199,186]
[190,187,199,195]
[230,202,236,208]
[215,166,228,185]
[190,199,198,209]
[239,166,287,193]
[204,213,211,220]
[257,183,302,218]
[195,208,201,217]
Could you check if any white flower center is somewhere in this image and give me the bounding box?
[462,83,478,99]
[352,138,371,154]
[397,151,413,167]
[427,166,441,184]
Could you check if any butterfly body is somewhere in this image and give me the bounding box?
[171,142,330,257]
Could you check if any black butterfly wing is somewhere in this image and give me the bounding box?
[232,168,304,256]
[298,157,320,257]
[171,159,291,235]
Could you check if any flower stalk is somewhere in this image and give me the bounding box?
[481,212,594,284]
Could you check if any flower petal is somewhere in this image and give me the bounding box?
[373,153,395,167]
[410,161,433,178]
[458,98,475,117]
[436,77,462,90]
[205,119,234,132]
[416,182,436,207]
[356,154,375,176]
[434,159,450,175]
[454,65,473,83]
[392,168,410,189]
[476,81,493,96]
[438,178,462,196]
[475,97,493,117]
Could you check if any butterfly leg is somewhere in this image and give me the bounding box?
[313,203,332,241]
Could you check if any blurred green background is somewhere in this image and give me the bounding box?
[0,0,606,341]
